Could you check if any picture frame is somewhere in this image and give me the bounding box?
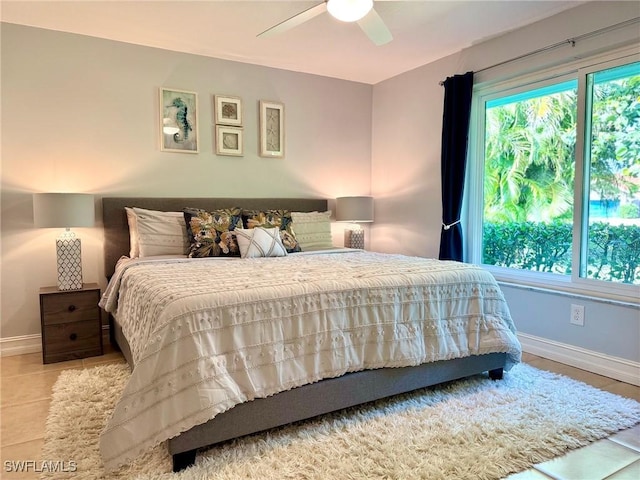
[215,125,244,156]
[259,100,284,158]
[160,88,198,153]
[214,95,243,126]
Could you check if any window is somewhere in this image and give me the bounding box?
[483,80,578,276]
[581,62,640,285]
[469,52,640,298]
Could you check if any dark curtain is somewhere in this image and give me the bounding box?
[438,71,474,262]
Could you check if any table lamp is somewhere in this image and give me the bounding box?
[336,196,374,249]
[33,193,95,290]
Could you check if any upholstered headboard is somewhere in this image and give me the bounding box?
[102,197,328,278]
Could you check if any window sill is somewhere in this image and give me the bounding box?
[486,267,640,308]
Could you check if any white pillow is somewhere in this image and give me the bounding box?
[290,211,334,250]
[127,207,189,257]
[125,207,140,258]
[235,227,287,258]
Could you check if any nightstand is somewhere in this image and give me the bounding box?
[39,283,103,364]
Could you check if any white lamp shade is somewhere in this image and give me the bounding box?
[327,0,373,22]
[336,196,374,223]
[33,193,95,228]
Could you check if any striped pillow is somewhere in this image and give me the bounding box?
[127,207,189,258]
[291,211,334,251]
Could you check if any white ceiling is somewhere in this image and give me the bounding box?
[1,0,586,84]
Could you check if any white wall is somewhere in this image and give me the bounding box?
[370,1,640,372]
[1,24,373,340]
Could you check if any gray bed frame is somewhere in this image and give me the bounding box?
[101,197,507,472]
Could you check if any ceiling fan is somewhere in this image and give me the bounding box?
[258,0,393,46]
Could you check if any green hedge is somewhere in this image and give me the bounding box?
[483,221,640,284]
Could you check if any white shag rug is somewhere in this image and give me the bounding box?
[41,362,640,480]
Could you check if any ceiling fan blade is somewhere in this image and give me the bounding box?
[258,2,328,38]
[357,8,392,46]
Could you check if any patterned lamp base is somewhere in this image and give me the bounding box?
[344,228,365,249]
[56,230,83,290]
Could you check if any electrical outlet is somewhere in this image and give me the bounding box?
[570,304,585,326]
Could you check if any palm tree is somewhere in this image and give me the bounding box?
[484,89,577,224]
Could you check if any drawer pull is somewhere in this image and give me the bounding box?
[69,333,78,341]
[68,305,76,312]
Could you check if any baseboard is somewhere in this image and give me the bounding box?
[0,334,42,357]
[519,332,640,386]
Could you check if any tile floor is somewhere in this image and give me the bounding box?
[0,346,638,479]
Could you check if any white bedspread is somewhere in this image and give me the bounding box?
[99,251,521,470]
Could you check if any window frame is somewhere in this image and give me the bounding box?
[465,46,640,303]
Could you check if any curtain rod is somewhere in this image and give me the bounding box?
[439,16,640,86]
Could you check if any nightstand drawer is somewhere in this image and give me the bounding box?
[41,290,100,325]
[43,320,102,358]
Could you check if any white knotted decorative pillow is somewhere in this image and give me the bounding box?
[234,227,288,258]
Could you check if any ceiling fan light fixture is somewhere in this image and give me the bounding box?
[327,0,373,23]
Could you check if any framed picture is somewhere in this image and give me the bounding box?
[216,125,243,156]
[160,88,198,153]
[259,100,284,158]
[214,95,243,126]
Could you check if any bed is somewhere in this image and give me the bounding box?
[99,197,522,472]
